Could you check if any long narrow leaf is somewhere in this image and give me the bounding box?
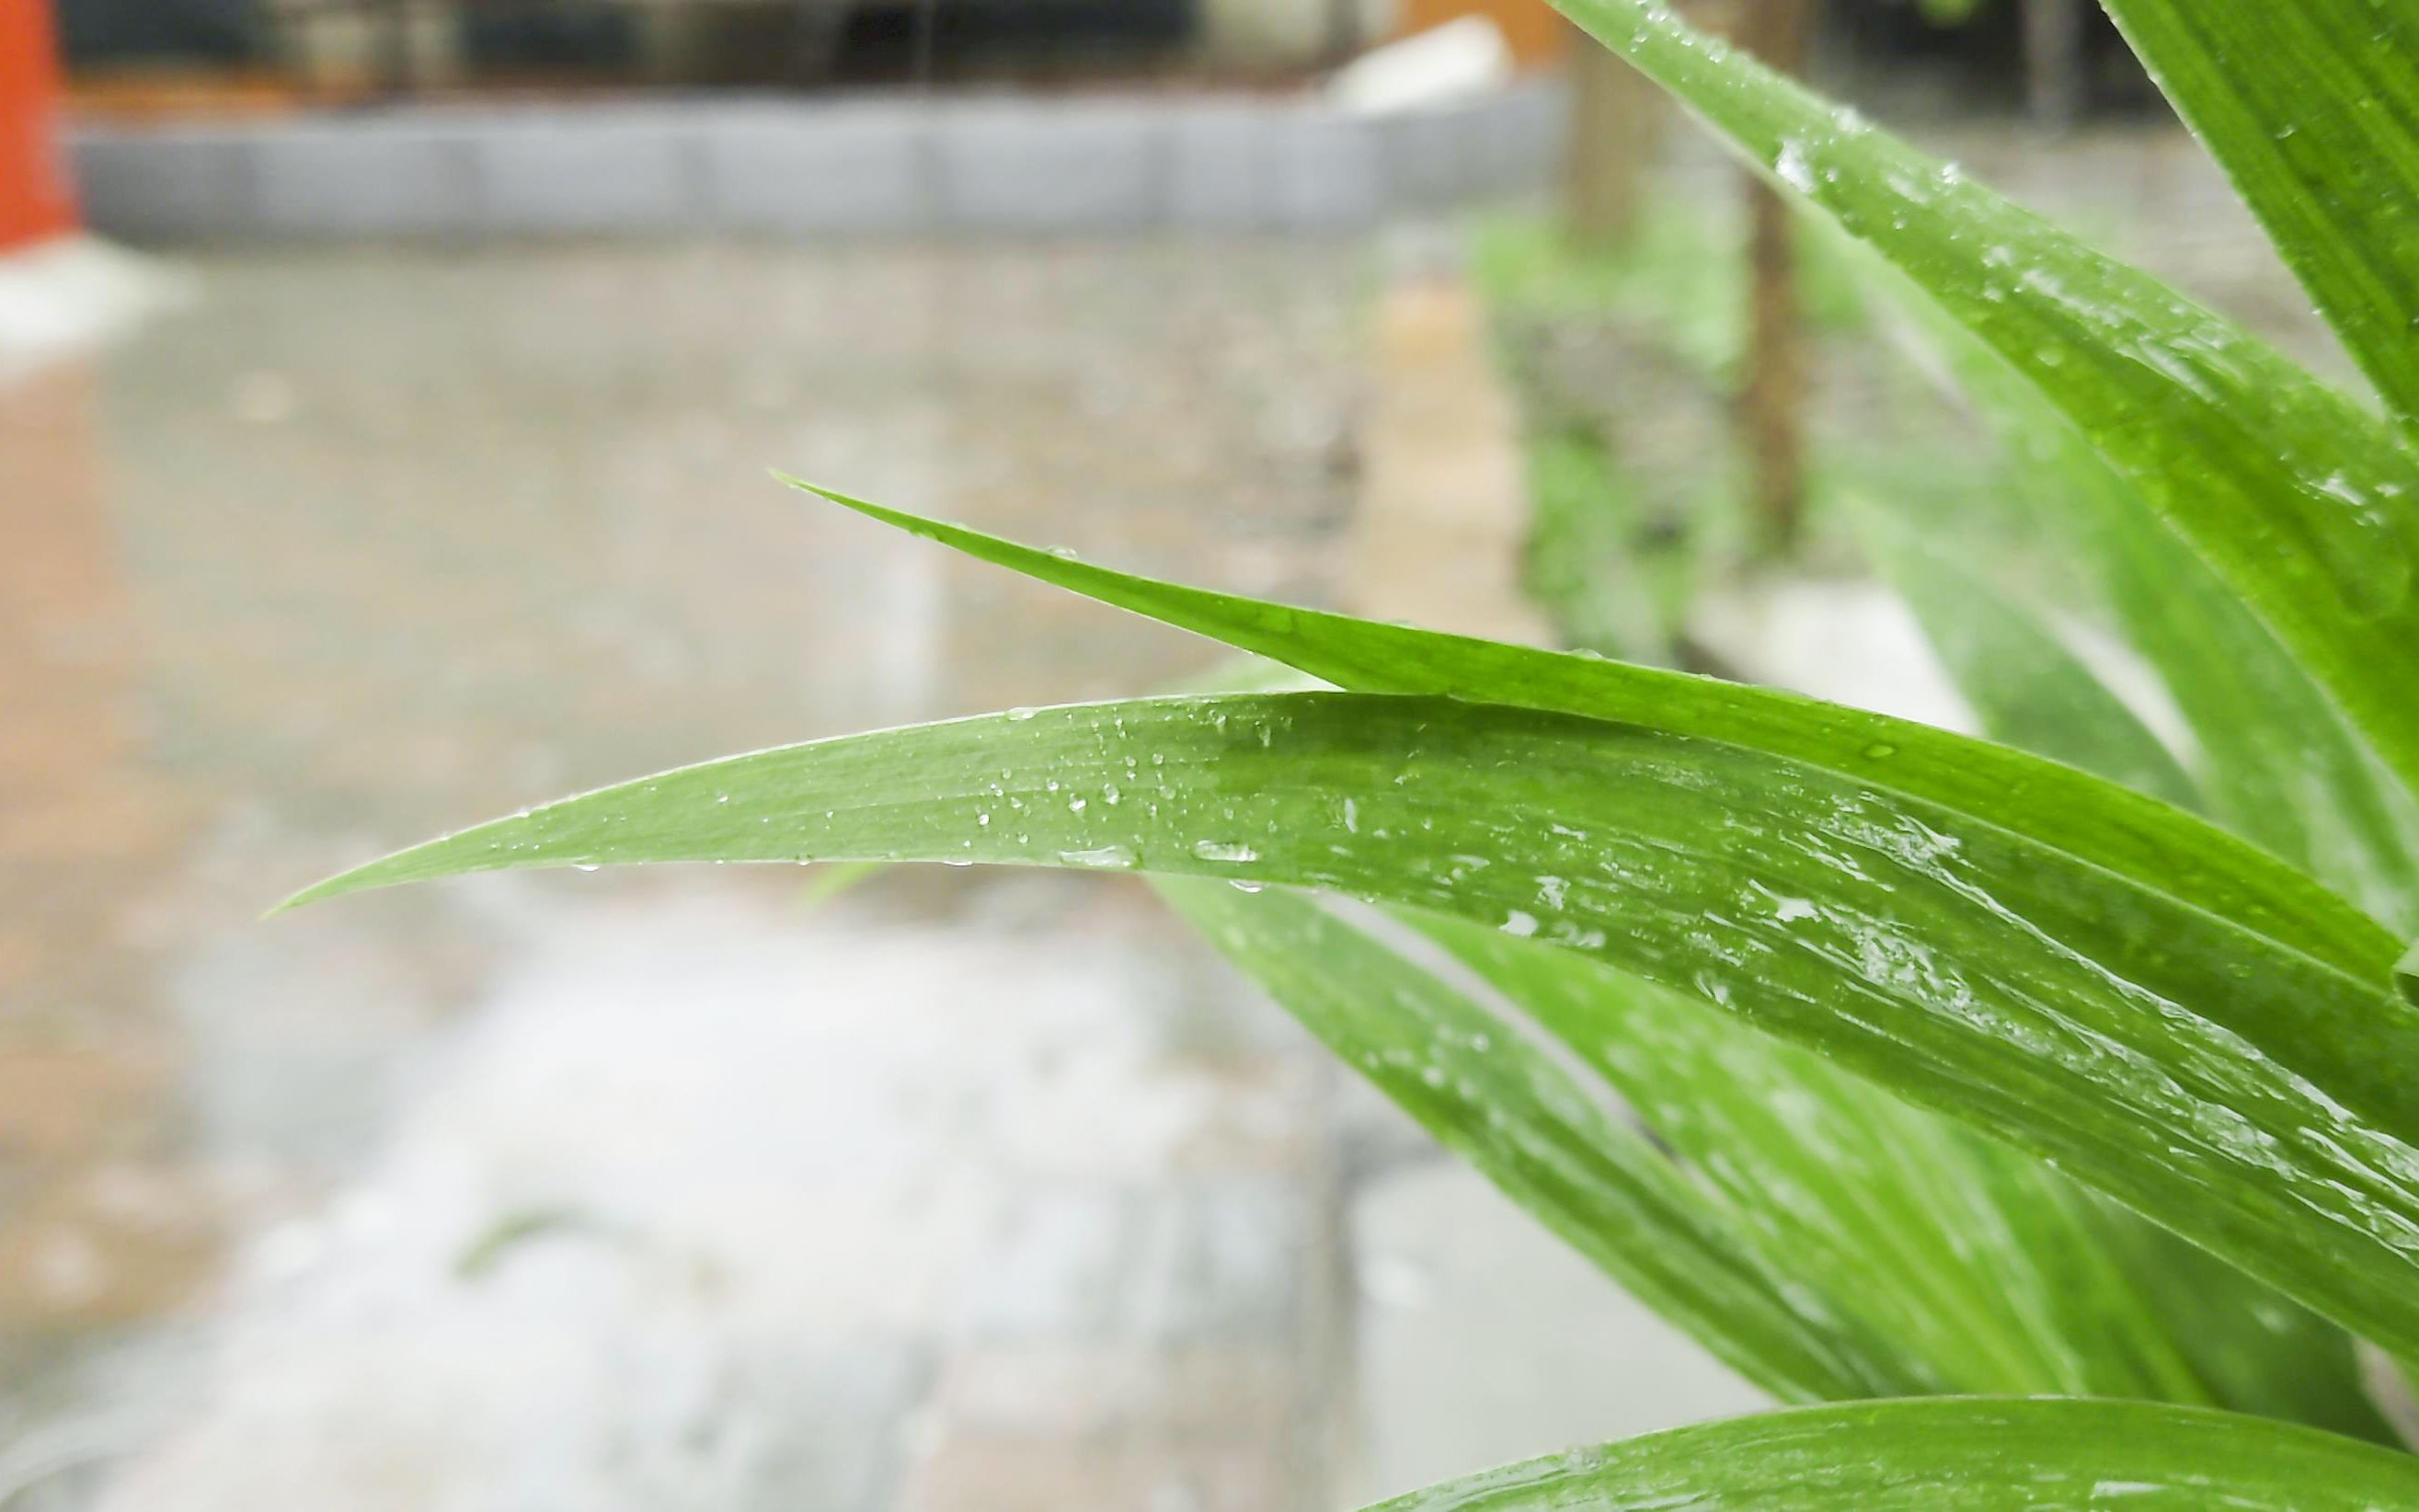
[784,479,2397,981]
[1413,906,2402,1440]
[281,691,2419,1360]
[1412,910,2206,1404]
[1881,302,2419,931]
[1544,0,2419,806]
[1854,507,2198,813]
[2089,1202,2402,1446]
[1177,674,2246,1415]
[1361,1399,2419,1511]
[2099,0,2419,430]
[1174,710,2389,1434]
[1153,876,1910,1402]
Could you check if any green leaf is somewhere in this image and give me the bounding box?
[1852,506,2200,814]
[1171,730,2390,1438]
[797,858,882,911]
[1914,0,1983,23]
[1518,429,1679,665]
[1153,876,1914,1403]
[1410,909,2208,1405]
[1175,674,2214,1411]
[2086,1203,2401,1446]
[1887,297,2419,932]
[778,478,2396,981]
[1546,0,2419,808]
[1419,906,2400,1440]
[1359,1399,2419,1511]
[1849,487,2402,1437]
[280,691,2419,1360]
[2099,0,2419,431]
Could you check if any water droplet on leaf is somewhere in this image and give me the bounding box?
[1057,844,1137,870]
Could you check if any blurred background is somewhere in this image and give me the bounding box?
[0,0,2343,1506]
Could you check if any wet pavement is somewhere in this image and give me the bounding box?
[1,240,1370,1508]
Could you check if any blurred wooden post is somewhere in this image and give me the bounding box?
[394,0,464,94]
[1563,28,1661,252]
[1737,0,1809,556]
[2022,0,2087,131]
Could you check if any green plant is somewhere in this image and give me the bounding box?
[282,1,2419,1503]
[1913,0,1989,26]
[1472,205,1884,647]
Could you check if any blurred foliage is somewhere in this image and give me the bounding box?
[1471,209,1869,386]
[1472,205,1903,662]
[1913,0,1989,26]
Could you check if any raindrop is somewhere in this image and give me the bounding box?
[1006,706,1038,722]
[1227,879,1266,893]
[2307,472,2415,616]
[1057,844,1137,870]
[1193,840,1262,863]
[1863,741,1898,760]
[1500,910,1540,937]
[1774,138,1816,193]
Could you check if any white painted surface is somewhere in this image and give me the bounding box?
[0,236,189,387]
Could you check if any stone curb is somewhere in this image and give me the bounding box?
[68,82,1565,243]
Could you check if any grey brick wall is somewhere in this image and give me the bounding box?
[69,84,1566,242]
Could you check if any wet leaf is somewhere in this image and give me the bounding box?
[779,478,2395,980]
[1413,911,2196,1401]
[1175,876,2402,1438]
[1414,905,2399,1440]
[1544,0,2419,806]
[2100,0,2419,432]
[1176,667,2393,1435]
[2086,1201,2399,1446]
[1853,506,2198,814]
[1155,876,1911,1403]
[281,691,2419,1361]
[1182,665,2391,1436]
[1882,297,2419,932]
[1359,1399,2419,1510]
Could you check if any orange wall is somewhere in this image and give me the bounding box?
[0,0,77,250]
[1399,0,1572,67]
